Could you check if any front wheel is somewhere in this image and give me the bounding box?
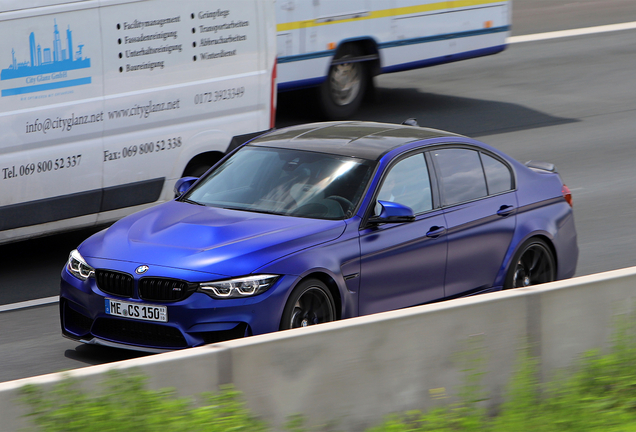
[280,279,336,330]
[504,238,556,289]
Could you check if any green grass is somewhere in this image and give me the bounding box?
[19,371,267,432]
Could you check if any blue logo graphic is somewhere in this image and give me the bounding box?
[1,20,91,97]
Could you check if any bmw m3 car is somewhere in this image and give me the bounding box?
[60,121,578,352]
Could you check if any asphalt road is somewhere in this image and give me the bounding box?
[2,0,636,383]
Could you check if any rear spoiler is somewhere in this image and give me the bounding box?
[525,160,556,173]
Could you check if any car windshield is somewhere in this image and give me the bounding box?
[183,146,375,220]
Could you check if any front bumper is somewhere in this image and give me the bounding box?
[60,262,295,352]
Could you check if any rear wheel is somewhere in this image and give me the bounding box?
[318,45,368,120]
[280,279,335,330]
[504,238,556,289]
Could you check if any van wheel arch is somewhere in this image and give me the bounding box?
[182,151,224,178]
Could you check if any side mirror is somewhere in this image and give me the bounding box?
[174,176,198,197]
[368,200,415,224]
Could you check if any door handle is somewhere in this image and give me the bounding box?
[496,205,515,217]
[426,226,446,238]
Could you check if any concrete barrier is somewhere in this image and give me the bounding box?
[2,267,636,431]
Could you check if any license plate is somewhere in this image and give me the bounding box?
[105,299,167,322]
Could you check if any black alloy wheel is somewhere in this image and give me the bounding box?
[280,279,336,330]
[505,238,556,289]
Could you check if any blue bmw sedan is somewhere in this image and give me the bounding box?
[60,121,578,352]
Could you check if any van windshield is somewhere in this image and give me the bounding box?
[183,146,374,220]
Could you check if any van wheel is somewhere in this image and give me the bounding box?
[280,279,335,330]
[504,238,556,289]
[318,45,368,120]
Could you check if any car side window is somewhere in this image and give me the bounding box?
[376,153,432,215]
[481,153,512,194]
[432,148,487,206]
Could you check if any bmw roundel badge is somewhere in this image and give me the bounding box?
[135,265,149,274]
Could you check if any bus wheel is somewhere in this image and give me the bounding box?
[318,45,368,120]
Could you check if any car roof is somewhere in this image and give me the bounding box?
[249,121,462,160]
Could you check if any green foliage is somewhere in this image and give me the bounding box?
[19,370,267,432]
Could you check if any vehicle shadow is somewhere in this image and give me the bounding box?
[64,344,150,365]
[276,86,578,137]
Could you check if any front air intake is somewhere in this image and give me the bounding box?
[92,317,187,348]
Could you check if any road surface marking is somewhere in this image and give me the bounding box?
[0,296,58,313]
[509,21,636,44]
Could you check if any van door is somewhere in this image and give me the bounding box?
[98,0,263,222]
[0,5,104,239]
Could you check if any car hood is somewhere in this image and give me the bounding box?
[80,200,346,276]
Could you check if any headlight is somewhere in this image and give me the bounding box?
[67,249,95,281]
[199,275,279,299]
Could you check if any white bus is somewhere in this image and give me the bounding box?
[0,0,277,244]
[276,0,511,118]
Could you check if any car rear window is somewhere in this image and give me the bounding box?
[481,153,512,195]
[432,148,488,206]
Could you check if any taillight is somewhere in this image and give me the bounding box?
[562,184,573,207]
[270,59,277,129]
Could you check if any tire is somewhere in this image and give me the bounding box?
[280,279,336,330]
[318,45,368,120]
[504,238,556,289]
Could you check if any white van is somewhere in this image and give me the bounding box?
[0,0,277,244]
[276,0,511,118]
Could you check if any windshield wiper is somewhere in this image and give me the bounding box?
[182,198,205,206]
[222,206,282,216]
